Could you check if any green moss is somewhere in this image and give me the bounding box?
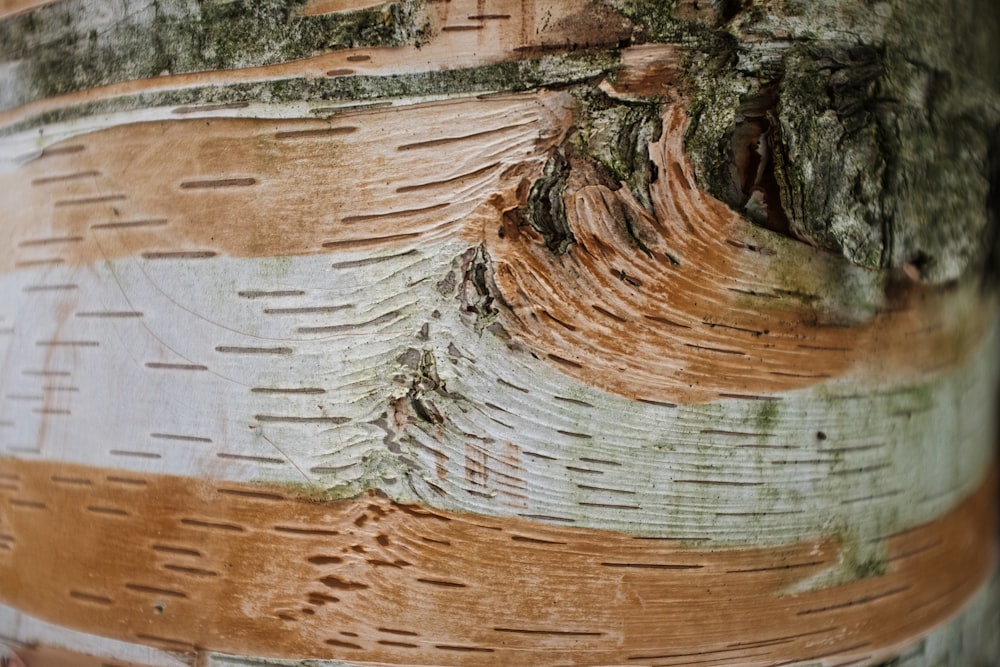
[574,89,664,212]
[851,553,888,580]
[753,400,779,433]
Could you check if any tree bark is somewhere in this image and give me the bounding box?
[0,1,997,666]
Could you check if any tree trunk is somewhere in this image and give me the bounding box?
[0,1,998,666]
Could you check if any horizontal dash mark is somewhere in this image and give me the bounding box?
[105,475,148,485]
[8,499,47,509]
[69,590,112,605]
[14,258,63,268]
[238,290,306,299]
[217,488,286,501]
[172,102,249,114]
[251,387,326,394]
[494,627,601,637]
[133,634,195,650]
[145,362,208,371]
[674,479,763,487]
[547,354,582,368]
[91,218,168,230]
[142,251,217,259]
[434,644,493,653]
[718,393,783,402]
[275,127,357,139]
[216,453,287,464]
[396,163,500,193]
[297,311,398,334]
[685,343,746,356]
[86,506,129,516]
[179,178,256,189]
[601,561,703,570]
[125,583,187,598]
[274,525,340,536]
[36,340,98,347]
[163,564,218,577]
[215,345,292,355]
[180,518,244,532]
[51,475,91,485]
[341,202,448,223]
[322,232,420,248]
[39,145,85,157]
[517,513,575,523]
[150,432,211,443]
[840,489,903,504]
[797,586,911,615]
[263,305,349,315]
[727,560,826,574]
[397,126,519,152]
[255,415,349,424]
[416,578,466,588]
[18,235,83,246]
[54,194,125,207]
[510,535,567,545]
[578,502,640,510]
[331,249,417,269]
[109,450,161,459]
[76,311,143,318]
[152,544,202,556]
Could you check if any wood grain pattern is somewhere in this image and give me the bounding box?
[0,92,991,404]
[0,458,994,666]
[487,104,995,402]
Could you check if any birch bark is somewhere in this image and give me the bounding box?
[0,1,997,666]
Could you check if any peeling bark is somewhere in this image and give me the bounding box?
[0,1,997,666]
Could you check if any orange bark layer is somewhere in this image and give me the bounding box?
[1,89,989,403]
[0,94,568,272]
[0,459,994,667]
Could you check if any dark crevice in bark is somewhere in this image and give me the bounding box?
[408,350,444,426]
[526,150,575,255]
[629,0,1000,284]
[726,84,790,236]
